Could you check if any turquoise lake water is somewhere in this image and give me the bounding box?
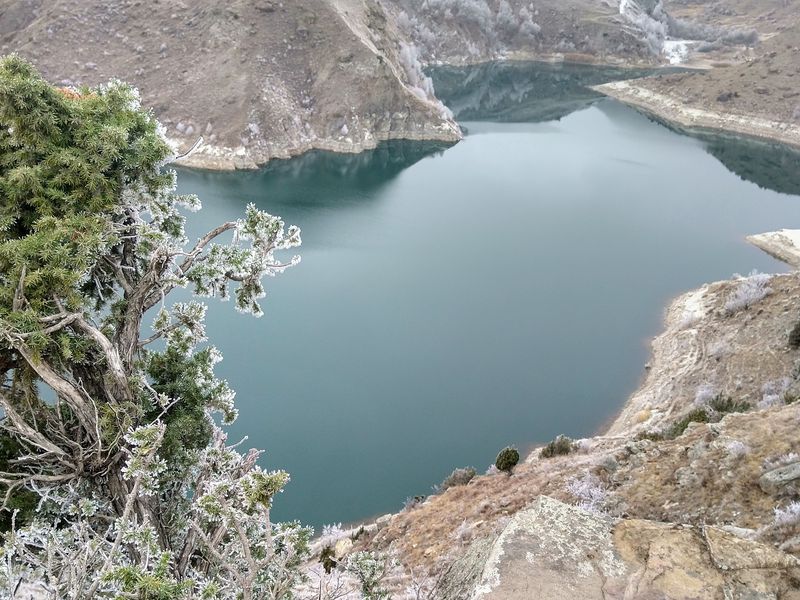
[175,62,800,529]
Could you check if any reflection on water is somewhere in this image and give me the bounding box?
[699,135,800,197]
[430,61,657,123]
[256,140,453,187]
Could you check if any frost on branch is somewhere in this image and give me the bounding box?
[0,57,305,599]
[184,203,301,317]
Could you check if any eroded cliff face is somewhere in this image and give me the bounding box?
[383,0,655,66]
[0,0,461,169]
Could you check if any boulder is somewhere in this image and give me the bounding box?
[449,496,800,600]
[760,462,800,494]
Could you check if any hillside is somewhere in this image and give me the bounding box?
[0,0,461,169]
[596,1,800,147]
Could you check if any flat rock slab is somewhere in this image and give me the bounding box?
[468,496,800,600]
[747,230,800,269]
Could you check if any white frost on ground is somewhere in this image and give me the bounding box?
[662,39,695,64]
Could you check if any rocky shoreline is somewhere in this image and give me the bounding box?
[173,121,462,171]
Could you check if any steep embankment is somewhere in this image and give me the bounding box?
[0,0,460,169]
[382,0,655,66]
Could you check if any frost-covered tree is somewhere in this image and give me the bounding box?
[0,55,307,598]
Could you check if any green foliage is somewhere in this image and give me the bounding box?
[346,551,394,600]
[667,408,710,438]
[0,53,173,323]
[0,57,305,598]
[320,545,337,574]
[539,435,575,459]
[495,446,520,472]
[438,466,477,492]
[707,394,749,415]
[635,430,665,442]
[639,394,750,443]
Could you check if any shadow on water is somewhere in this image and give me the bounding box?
[621,113,800,196]
[175,139,452,210]
[697,134,800,197]
[429,61,659,123]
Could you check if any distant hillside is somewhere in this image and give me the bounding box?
[0,0,461,169]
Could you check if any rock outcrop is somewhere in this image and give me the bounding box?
[448,496,800,599]
[748,230,800,270]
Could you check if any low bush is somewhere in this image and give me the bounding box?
[667,408,710,438]
[635,430,665,442]
[540,435,576,459]
[724,271,772,314]
[495,446,520,472]
[707,394,749,415]
[438,466,477,492]
[789,319,800,348]
[403,495,426,511]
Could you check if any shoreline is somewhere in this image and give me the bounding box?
[174,58,681,172]
[174,125,463,171]
[593,79,800,151]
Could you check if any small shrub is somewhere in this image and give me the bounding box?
[725,440,750,458]
[495,446,520,472]
[346,551,395,600]
[790,320,800,348]
[320,545,337,574]
[707,394,749,415]
[668,408,710,438]
[636,430,665,442]
[402,495,425,511]
[438,466,477,492]
[773,501,800,528]
[763,452,800,472]
[452,519,474,544]
[540,435,576,459]
[724,270,773,314]
[566,473,607,514]
[694,382,717,406]
[319,523,347,548]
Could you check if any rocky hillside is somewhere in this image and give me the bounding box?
[0,0,681,171]
[308,264,800,597]
[383,0,655,66]
[596,1,800,147]
[0,0,461,169]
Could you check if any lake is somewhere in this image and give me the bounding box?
[175,62,800,529]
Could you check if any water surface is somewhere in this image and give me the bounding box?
[176,63,800,528]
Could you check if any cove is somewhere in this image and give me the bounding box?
[175,62,800,529]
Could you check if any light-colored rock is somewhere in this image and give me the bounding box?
[456,496,800,600]
[375,513,393,529]
[748,230,800,270]
[760,462,800,494]
[333,537,353,558]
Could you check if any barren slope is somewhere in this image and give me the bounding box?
[0,0,461,169]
